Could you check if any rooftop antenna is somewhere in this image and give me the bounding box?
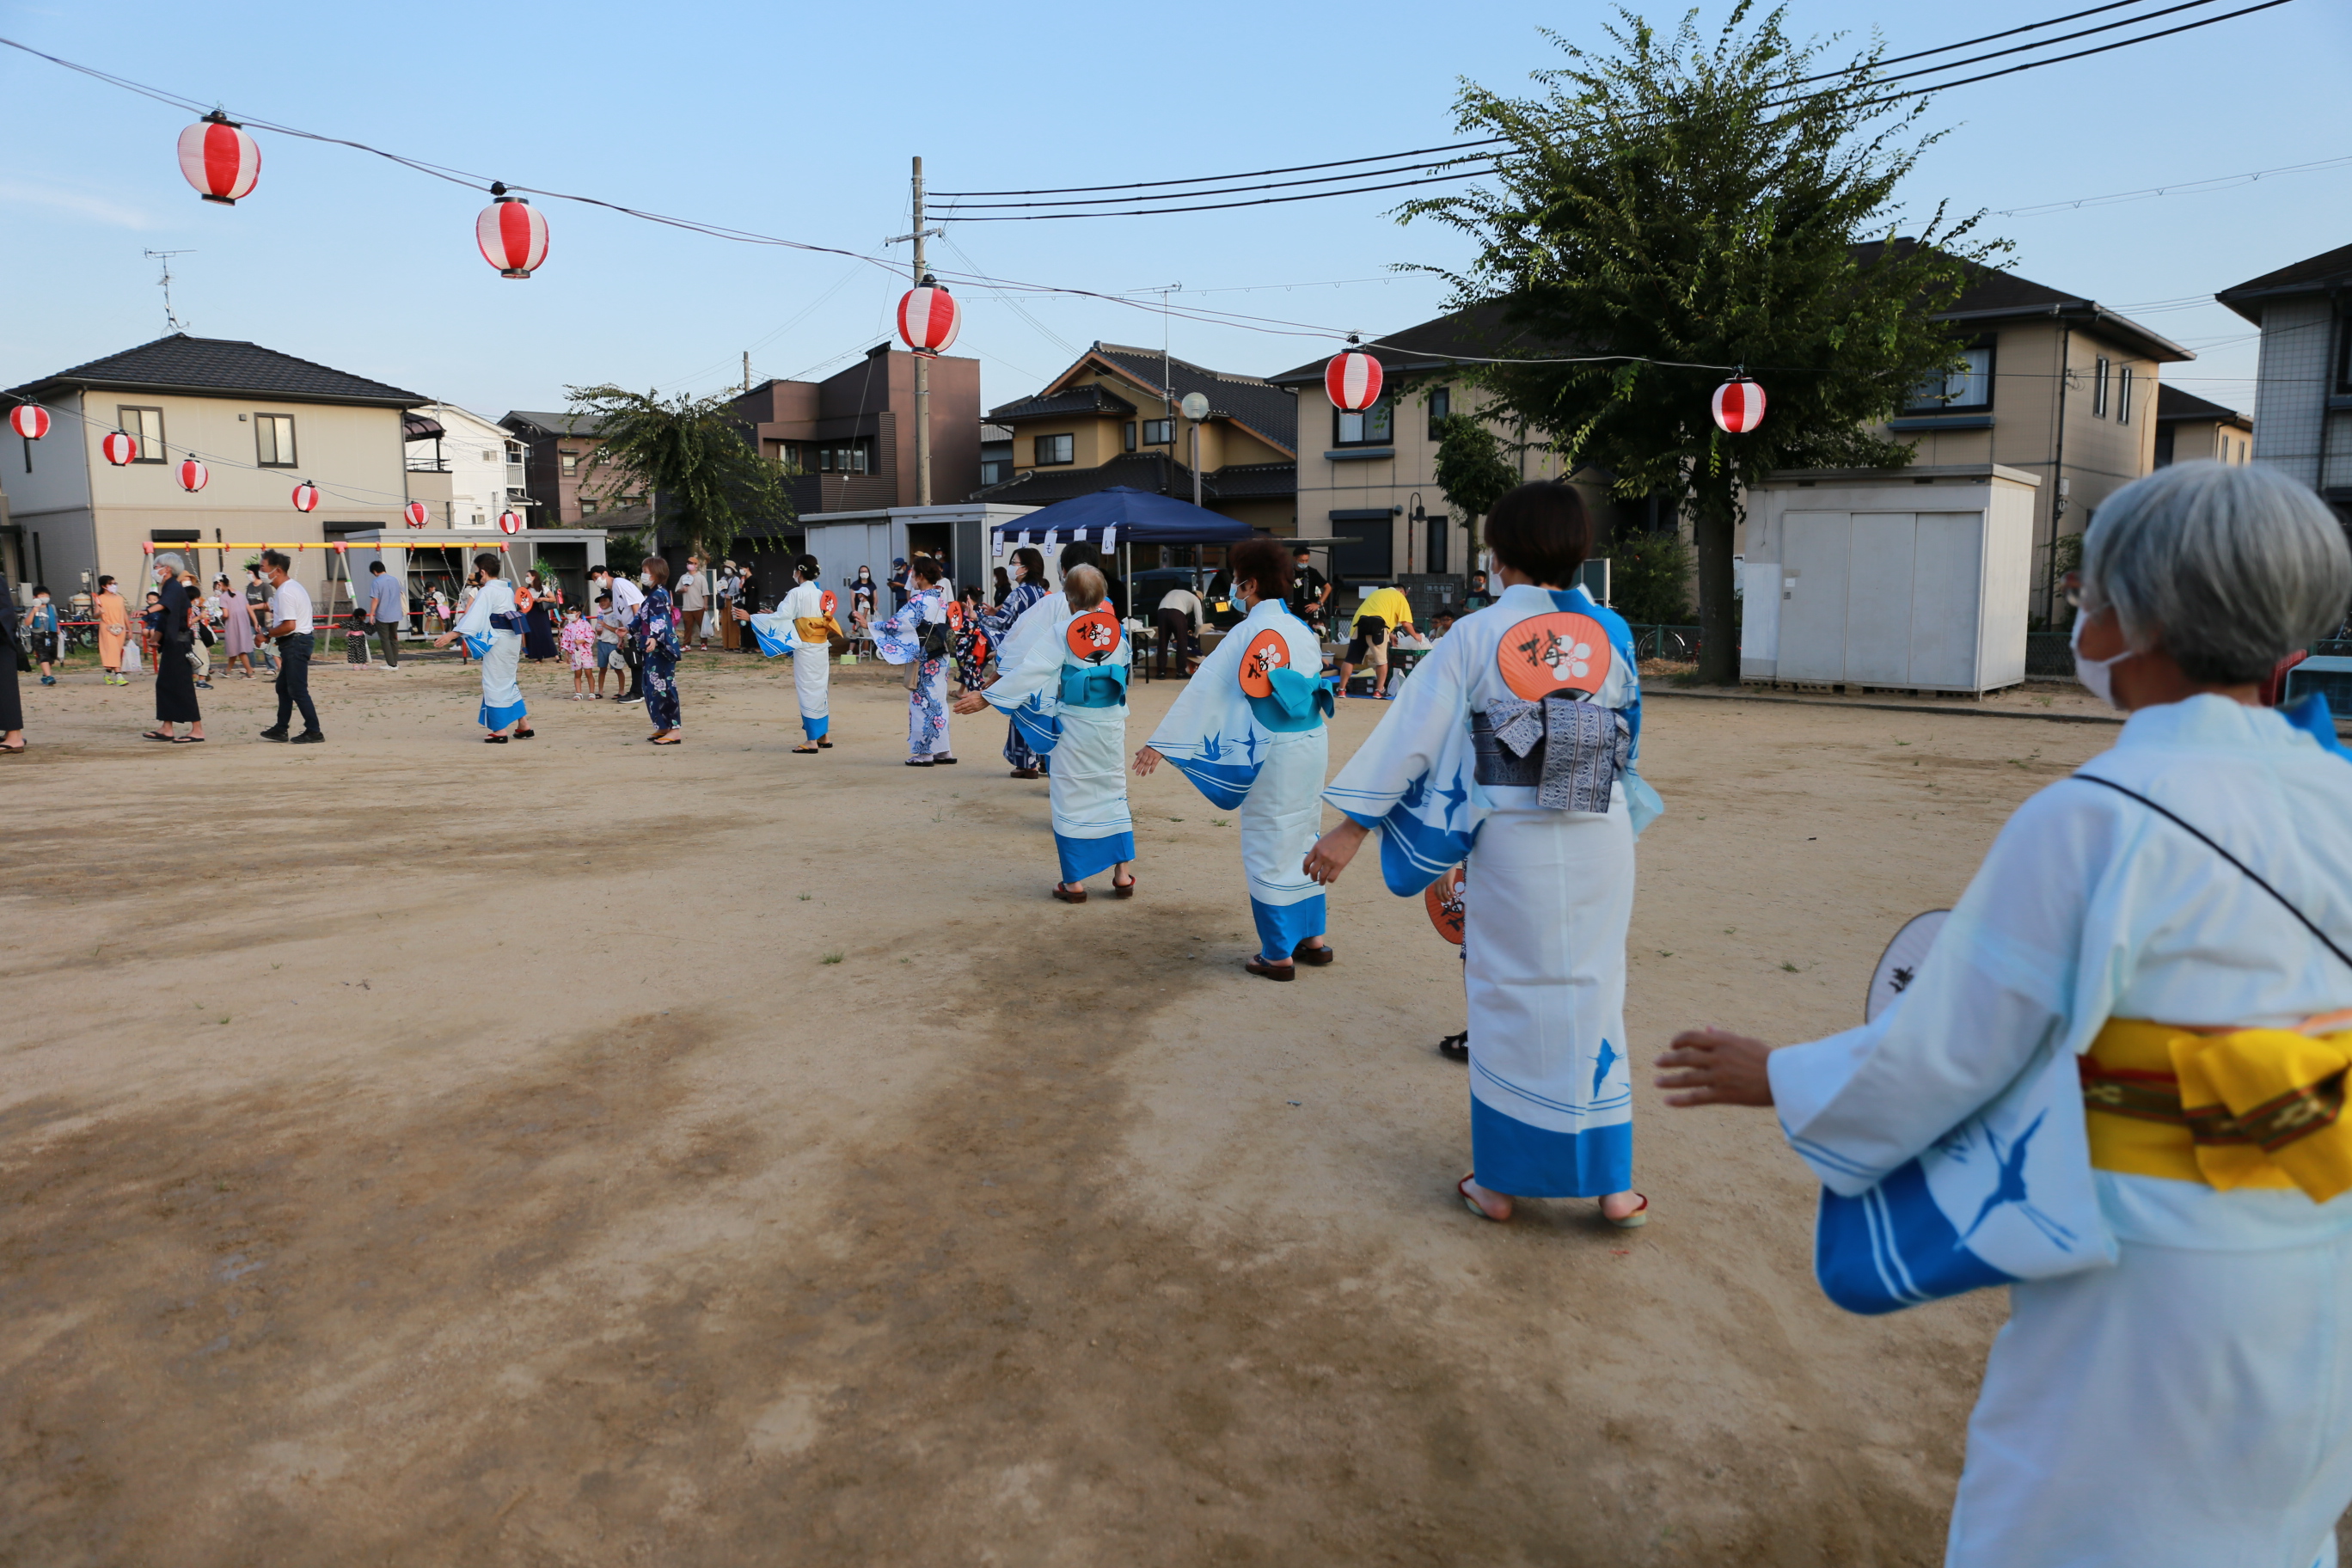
[144,249,195,334]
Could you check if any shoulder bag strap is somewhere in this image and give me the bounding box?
[2073,772,2352,974]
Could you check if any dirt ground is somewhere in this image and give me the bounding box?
[1,649,2118,1566]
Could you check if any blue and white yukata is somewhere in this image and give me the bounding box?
[745,579,834,742]
[982,597,1135,885]
[632,585,680,732]
[877,585,952,759]
[1147,596,1332,961]
[1325,582,1662,1198]
[454,577,528,733]
[1768,695,2352,1568]
[986,579,1052,774]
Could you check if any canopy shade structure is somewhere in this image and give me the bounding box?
[988,486,1256,552]
[401,413,447,441]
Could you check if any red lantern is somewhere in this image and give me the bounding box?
[403,500,430,528]
[8,403,49,440]
[497,511,524,535]
[177,111,260,205]
[101,430,138,465]
[476,188,548,279]
[1325,349,1384,413]
[176,457,208,493]
[1712,378,1766,434]
[897,281,960,356]
[291,481,321,513]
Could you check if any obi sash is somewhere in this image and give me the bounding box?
[1058,664,1128,709]
[488,610,527,633]
[2083,1016,2352,1201]
[794,616,837,644]
[1472,695,1630,812]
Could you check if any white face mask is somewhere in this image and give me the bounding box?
[1009,562,1026,581]
[2071,609,2131,709]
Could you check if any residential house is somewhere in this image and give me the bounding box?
[404,401,523,530]
[972,343,1296,540]
[978,422,1014,487]
[1862,242,2191,623]
[3,334,425,603]
[2215,242,2352,523]
[2153,384,2253,469]
[499,410,640,526]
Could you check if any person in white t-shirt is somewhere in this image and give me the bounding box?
[258,549,322,743]
[591,563,646,701]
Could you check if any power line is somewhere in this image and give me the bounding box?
[1992,149,2352,216]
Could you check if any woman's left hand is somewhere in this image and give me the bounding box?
[1654,1028,1777,1107]
[1132,744,1163,777]
[950,693,989,715]
[1302,820,1370,885]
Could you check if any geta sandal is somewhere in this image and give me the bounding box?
[1292,940,1333,966]
[1244,955,1295,982]
[1052,883,1087,903]
[1112,874,1136,898]
[484,735,509,744]
[1602,1194,1650,1229]
[905,757,934,767]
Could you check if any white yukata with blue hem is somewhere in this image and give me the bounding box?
[745,579,833,741]
[1767,695,2352,1568]
[1147,596,1332,961]
[454,577,527,732]
[1324,583,1660,1198]
[982,597,1135,884]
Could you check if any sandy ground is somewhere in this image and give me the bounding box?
[1,648,2121,1565]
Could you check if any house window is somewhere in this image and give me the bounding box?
[981,456,1009,486]
[560,450,579,475]
[1427,385,1451,437]
[580,497,599,516]
[505,441,527,464]
[117,406,166,462]
[481,448,497,462]
[1124,422,1137,452]
[1332,399,1393,446]
[816,440,873,474]
[1033,433,1074,466]
[2116,365,2134,426]
[254,413,297,468]
[1141,419,1172,445]
[1904,344,1994,413]
[2092,358,2110,419]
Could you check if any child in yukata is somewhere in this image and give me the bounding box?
[592,591,619,698]
[558,605,598,699]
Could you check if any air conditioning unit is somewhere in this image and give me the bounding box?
[2282,655,2352,714]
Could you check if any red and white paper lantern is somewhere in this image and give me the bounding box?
[897,282,961,356]
[1711,378,1767,434]
[403,500,430,528]
[9,403,50,440]
[177,112,261,205]
[291,481,321,513]
[476,190,548,279]
[176,457,208,493]
[496,511,524,535]
[1325,349,1384,413]
[101,430,138,465]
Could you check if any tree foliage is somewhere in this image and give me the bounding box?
[1607,530,1694,626]
[1402,3,2005,679]
[1430,411,1522,547]
[567,385,792,563]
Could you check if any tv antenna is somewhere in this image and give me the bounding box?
[144,249,195,333]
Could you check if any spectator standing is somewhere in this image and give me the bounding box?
[1287,546,1332,632]
[92,575,129,685]
[213,574,256,678]
[1463,571,1495,612]
[992,565,1012,607]
[241,566,277,671]
[591,591,619,697]
[591,563,645,701]
[887,557,910,615]
[0,561,23,753]
[1153,579,1204,677]
[258,549,323,743]
[678,555,710,650]
[25,586,60,686]
[365,560,404,670]
[716,560,743,652]
[521,570,560,662]
[186,571,216,689]
[144,553,204,744]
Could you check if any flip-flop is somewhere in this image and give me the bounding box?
[172,734,205,744]
[1460,1173,1510,1222]
[905,757,934,767]
[513,729,536,739]
[1292,940,1334,966]
[818,738,833,749]
[1244,955,1295,982]
[1052,883,1087,903]
[142,731,175,742]
[1602,1194,1650,1229]
[1436,1032,1469,1062]
[792,744,820,754]
[484,735,509,744]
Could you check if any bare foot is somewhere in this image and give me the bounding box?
[1600,1190,1645,1223]
[1459,1174,1513,1222]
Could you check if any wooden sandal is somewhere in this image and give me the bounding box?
[1112,874,1136,898]
[1602,1194,1650,1229]
[1292,940,1333,966]
[1052,883,1087,903]
[1243,955,1294,982]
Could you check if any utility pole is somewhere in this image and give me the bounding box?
[912,156,931,506]
[742,351,750,395]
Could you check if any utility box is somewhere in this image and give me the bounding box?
[1738,464,2040,695]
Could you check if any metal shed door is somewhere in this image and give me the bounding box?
[1778,511,1849,683]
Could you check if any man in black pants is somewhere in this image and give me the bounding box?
[258,549,324,743]
[589,563,644,701]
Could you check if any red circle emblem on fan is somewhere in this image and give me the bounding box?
[1497,611,1611,701]
[1064,607,1120,664]
[1424,864,1467,945]
[1238,628,1291,698]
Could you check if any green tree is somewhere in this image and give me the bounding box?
[1607,530,1694,625]
[1430,410,1522,559]
[1404,3,2003,682]
[566,386,792,563]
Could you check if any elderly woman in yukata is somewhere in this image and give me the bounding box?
[1659,462,2352,1568]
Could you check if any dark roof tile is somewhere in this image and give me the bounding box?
[988,384,1137,421]
[10,334,426,406]
[2155,383,2250,424]
[2216,242,2352,322]
[1082,344,1297,452]
[502,409,605,438]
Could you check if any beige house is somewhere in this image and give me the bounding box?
[3,334,424,603]
[974,343,1296,536]
[2153,384,2254,469]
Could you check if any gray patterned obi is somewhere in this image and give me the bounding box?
[1471,695,1632,812]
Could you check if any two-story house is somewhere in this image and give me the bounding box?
[404,401,522,530]
[973,343,1296,537]
[2215,242,2352,524]
[2153,384,2254,469]
[499,410,642,527]
[3,334,425,601]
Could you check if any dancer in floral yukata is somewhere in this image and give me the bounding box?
[629,555,682,744]
[873,554,956,767]
[983,546,1051,778]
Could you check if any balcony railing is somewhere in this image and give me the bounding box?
[406,458,451,472]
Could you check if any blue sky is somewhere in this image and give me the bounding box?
[0,0,2344,426]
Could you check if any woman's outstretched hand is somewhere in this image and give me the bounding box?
[1132,744,1162,778]
[951,693,989,715]
[1302,819,1370,885]
[1655,1028,1776,1107]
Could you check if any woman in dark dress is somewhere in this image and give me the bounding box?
[522,570,561,661]
[0,562,23,753]
[144,554,205,743]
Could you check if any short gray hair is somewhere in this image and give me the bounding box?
[152,551,186,575]
[2082,461,2350,684]
[1063,563,1106,611]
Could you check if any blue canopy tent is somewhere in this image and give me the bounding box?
[987,486,1255,551]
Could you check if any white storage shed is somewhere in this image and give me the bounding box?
[1738,464,2041,695]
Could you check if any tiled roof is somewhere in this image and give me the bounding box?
[1269,300,1549,385]
[9,334,426,406]
[1853,241,2190,361]
[1079,344,1298,454]
[969,451,1295,507]
[988,384,1137,421]
[2217,242,2352,322]
[502,409,605,438]
[2155,383,2250,425]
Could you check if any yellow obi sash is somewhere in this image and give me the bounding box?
[794,616,840,644]
[2084,1016,2352,1200]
